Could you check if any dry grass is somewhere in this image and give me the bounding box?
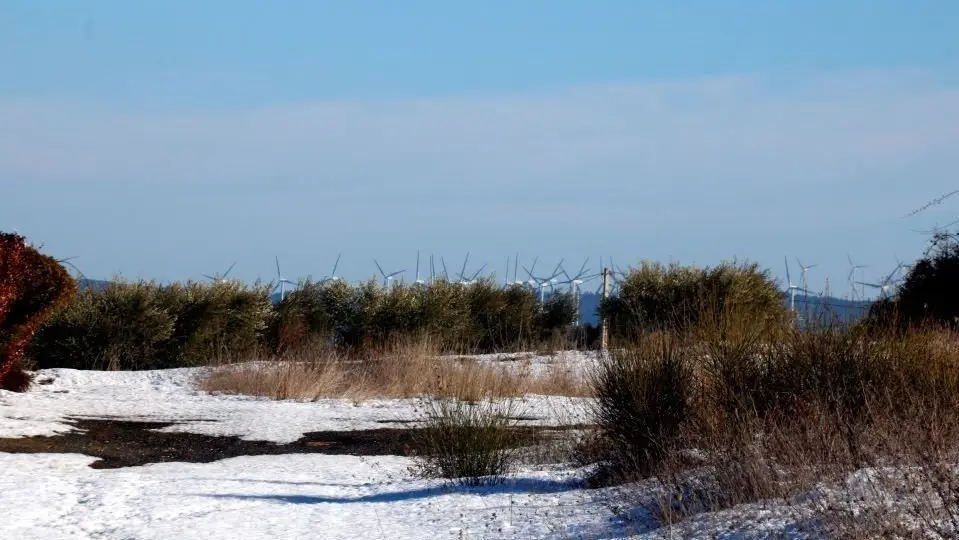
[589,304,959,536]
[199,338,591,401]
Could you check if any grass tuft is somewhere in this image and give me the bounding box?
[409,398,521,486]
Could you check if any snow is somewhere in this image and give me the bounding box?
[0,361,913,539]
[0,366,592,443]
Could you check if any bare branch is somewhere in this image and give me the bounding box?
[903,189,959,218]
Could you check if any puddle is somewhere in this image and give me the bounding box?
[0,417,586,469]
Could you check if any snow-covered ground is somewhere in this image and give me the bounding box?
[0,363,881,539]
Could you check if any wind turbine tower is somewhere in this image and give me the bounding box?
[414,251,425,285]
[784,257,813,320]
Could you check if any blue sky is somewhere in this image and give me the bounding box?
[2,1,958,296]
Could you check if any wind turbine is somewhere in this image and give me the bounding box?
[455,252,487,285]
[440,257,450,281]
[796,258,817,294]
[595,257,625,295]
[273,257,297,301]
[513,253,520,286]
[204,262,236,284]
[847,254,867,300]
[374,260,405,287]
[457,252,471,283]
[559,258,599,326]
[784,257,813,315]
[319,253,343,284]
[856,264,906,300]
[524,258,563,302]
[465,265,487,285]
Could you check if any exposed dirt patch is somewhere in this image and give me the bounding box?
[0,417,585,469]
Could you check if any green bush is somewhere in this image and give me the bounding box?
[271,278,571,354]
[603,260,787,339]
[28,280,272,370]
[29,274,580,370]
[869,230,959,329]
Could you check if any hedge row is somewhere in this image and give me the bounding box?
[26,278,578,370]
[24,259,792,371]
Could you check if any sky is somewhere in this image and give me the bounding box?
[2,1,958,297]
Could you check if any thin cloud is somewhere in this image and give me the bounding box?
[1,70,957,194]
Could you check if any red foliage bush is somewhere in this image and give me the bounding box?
[0,232,76,391]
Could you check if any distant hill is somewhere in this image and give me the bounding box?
[78,278,111,291]
[576,291,874,327]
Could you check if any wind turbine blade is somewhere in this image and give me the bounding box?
[415,251,420,281]
[575,258,590,280]
[203,274,217,281]
[331,253,341,277]
[374,260,386,279]
[460,252,470,281]
[560,263,572,282]
[388,270,405,278]
[223,262,236,278]
[470,264,487,281]
[883,265,902,285]
[551,258,565,279]
[784,256,792,286]
[275,256,282,278]
[441,257,449,279]
[529,256,538,277]
[514,252,519,285]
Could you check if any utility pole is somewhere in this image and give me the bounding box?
[600,267,610,351]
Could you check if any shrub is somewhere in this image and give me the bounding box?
[0,232,76,390]
[28,279,272,370]
[587,296,959,537]
[160,280,272,366]
[603,260,787,340]
[410,397,522,486]
[590,333,693,481]
[270,278,572,355]
[875,230,959,329]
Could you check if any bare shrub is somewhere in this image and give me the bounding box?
[588,297,959,536]
[409,397,522,486]
[590,332,693,482]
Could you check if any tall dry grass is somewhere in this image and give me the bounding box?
[587,301,959,536]
[200,338,591,401]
